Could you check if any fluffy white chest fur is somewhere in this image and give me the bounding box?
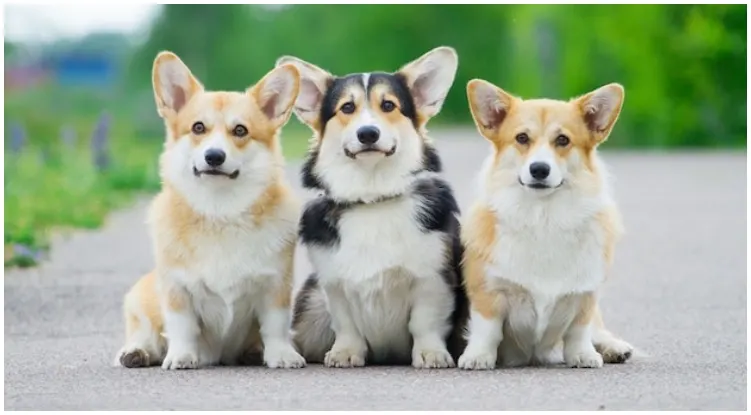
[308,197,448,359]
[150,191,298,363]
[484,189,609,361]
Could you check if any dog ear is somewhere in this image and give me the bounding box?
[397,46,459,122]
[249,64,301,128]
[275,56,332,129]
[152,51,204,118]
[466,79,516,138]
[574,83,625,144]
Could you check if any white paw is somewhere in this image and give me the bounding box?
[458,349,497,370]
[565,349,604,369]
[324,347,366,368]
[412,348,455,369]
[595,337,634,364]
[161,349,202,370]
[264,344,306,369]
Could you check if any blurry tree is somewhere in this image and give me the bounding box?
[123,4,746,147]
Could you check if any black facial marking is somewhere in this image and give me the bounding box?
[412,177,460,233]
[320,74,364,133]
[299,197,345,247]
[368,72,418,126]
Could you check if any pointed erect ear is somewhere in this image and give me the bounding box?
[575,83,625,143]
[275,56,332,129]
[466,79,516,137]
[398,46,459,121]
[249,64,301,128]
[152,51,203,118]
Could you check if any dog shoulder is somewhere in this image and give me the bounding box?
[299,196,343,248]
[411,175,460,234]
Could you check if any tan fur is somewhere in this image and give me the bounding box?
[461,203,504,319]
[571,292,597,326]
[116,52,303,369]
[597,205,625,268]
[459,80,634,368]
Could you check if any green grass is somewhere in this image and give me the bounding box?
[4,120,312,268]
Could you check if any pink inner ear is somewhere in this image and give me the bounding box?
[584,104,608,133]
[483,105,507,130]
[171,86,186,112]
[262,94,279,119]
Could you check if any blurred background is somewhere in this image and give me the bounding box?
[4,4,747,266]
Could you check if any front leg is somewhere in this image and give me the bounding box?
[457,243,506,370]
[409,277,455,369]
[257,259,306,369]
[159,277,205,370]
[323,283,367,368]
[564,293,604,369]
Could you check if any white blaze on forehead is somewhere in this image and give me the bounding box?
[361,73,371,90]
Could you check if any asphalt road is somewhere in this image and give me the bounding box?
[5,130,747,410]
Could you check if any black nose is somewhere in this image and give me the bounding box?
[356,126,380,145]
[204,149,226,167]
[529,162,550,180]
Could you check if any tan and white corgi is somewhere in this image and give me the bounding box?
[114,52,306,370]
[458,80,635,370]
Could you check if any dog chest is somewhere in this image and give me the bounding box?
[307,198,447,284]
[485,216,606,301]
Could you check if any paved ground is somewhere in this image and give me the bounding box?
[5,130,747,410]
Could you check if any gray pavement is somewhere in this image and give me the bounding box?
[4,130,747,410]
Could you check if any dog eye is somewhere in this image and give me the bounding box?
[555,134,570,147]
[192,122,206,135]
[381,100,396,113]
[340,102,356,114]
[232,125,248,137]
[515,133,530,145]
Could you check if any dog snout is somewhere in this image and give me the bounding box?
[356,126,380,145]
[529,161,551,180]
[204,148,226,167]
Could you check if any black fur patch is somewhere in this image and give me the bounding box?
[299,197,345,247]
[300,147,327,191]
[368,72,418,126]
[292,273,320,328]
[320,74,364,132]
[412,177,460,234]
[318,72,419,132]
[421,143,442,173]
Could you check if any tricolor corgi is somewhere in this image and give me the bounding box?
[458,80,635,369]
[114,52,306,370]
[280,47,468,368]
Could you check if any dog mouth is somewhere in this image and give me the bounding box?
[193,166,240,179]
[518,177,564,190]
[344,145,397,159]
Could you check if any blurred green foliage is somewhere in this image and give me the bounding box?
[129,4,746,147]
[3,4,746,266]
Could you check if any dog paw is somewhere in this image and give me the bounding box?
[595,338,634,364]
[115,347,151,368]
[264,344,306,369]
[412,348,455,369]
[458,350,497,370]
[565,350,604,369]
[161,349,202,370]
[324,348,366,368]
